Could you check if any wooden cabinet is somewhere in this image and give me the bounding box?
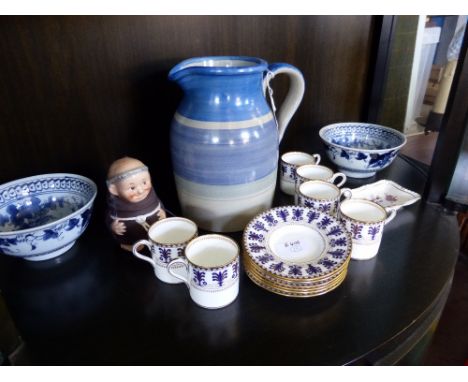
[0,16,376,213]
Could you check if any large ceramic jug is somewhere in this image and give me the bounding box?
[169,56,305,232]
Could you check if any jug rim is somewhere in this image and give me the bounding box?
[168,56,268,81]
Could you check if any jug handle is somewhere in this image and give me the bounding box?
[263,63,305,143]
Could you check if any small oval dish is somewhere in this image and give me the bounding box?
[350,179,421,211]
[319,122,407,178]
[0,173,97,261]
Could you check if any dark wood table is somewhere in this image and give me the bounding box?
[0,155,460,365]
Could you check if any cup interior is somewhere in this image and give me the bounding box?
[340,200,386,222]
[281,152,316,166]
[297,165,333,181]
[149,217,197,245]
[185,234,238,268]
[300,181,339,200]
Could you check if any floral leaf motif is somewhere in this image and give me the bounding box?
[369,152,393,168]
[159,247,172,263]
[356,152,367,161]
[368,225,381,240]
[385,194,398,202]
[350,223,363,239]
[249,244,265,253]
[0,237,17,247]
[292,208,303,221]
[306,264,321,275]
[317,216,332,229]
[276,209,289,222]
[319,259,337,269]
[270,262,285,273]
[327,249,346,258]
[43,229,59,240]
[307,210,319,223]
[193,270,207,286]
[253,221,268,232]
[232,263,238,278]
[263,213,278,226]
[66,218,80,231]
[340,149,350,160]
[326,225,343,237]
[257,254,274,264]
[289,169,296,180]
[177,247,184,257]
[330,237,347,247]
[327,145,338,159]
[318,203,332,213]
[288,265,302,276]
[212,270,228,287]
[80,209,92,230]
[248,232,264,241]
[303,199,315,209]
[280,164,288,176]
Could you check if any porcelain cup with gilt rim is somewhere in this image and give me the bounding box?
[297,180,352,217]
[339,199,396,260]
[295,164,347,203]
[168,234,240,309]
[280,151,321,195]
[132,217,198,284]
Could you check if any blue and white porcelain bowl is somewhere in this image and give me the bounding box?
[319,122,407,178]
[0,173,97,261]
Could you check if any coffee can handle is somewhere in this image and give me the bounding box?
[168,258,190,288]
[132,240,156,269]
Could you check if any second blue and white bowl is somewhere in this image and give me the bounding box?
[319,122,407,178]
[0,173,97,261]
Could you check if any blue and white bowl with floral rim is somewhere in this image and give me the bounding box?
[319,122,407,178]
[0,173,97,261]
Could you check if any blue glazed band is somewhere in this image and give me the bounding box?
[171,118,278,185]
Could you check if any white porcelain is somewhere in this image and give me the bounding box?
[168,234,240,309]
[243,206,352,279]
[350,180,421,211]
[295,164,347,203]
[280,151,321,195]
[297,180,352,217]
[132,217,198,284]
[319,122,407,178]
[0,173,97,261]
[339,199,397,260]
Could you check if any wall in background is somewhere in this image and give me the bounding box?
[379,16,419,132]
[0,16,375,212]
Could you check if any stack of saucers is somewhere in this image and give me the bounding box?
[243,206,352,298]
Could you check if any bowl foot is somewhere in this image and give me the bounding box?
[24,241,76,261]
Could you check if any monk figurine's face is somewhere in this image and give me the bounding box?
[112,170,152,203]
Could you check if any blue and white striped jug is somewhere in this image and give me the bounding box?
[169,56,305,232]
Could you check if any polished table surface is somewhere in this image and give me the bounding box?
[0,156,461,365]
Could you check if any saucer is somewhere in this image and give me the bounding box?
[350,180,420,211]
[243,206,352,280]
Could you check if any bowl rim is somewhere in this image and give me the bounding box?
[0,173,97,236]
[318,122,407,154]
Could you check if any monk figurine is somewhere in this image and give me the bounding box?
[106,156,166,251]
